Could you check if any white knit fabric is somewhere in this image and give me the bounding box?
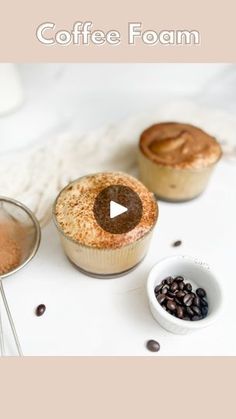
[0,101,235,226]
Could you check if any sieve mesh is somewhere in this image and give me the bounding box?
[0,197,41,278]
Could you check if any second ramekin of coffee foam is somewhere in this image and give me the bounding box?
[139,122,222,202]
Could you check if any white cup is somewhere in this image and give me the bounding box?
[0,64,24,115]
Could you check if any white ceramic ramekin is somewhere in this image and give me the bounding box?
[147,255,223,334]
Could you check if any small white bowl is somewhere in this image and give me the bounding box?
[147,255,223,334]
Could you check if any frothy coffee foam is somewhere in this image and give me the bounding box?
[140,122,222,169]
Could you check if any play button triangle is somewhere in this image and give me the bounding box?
[94,185,143,234]
[110,200,128,219]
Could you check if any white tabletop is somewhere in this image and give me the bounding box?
[0,63,235,355]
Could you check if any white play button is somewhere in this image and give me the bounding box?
[110,200,128,219]
[94,185,143,234]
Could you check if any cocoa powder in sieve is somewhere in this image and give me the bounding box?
[0,223,22,275]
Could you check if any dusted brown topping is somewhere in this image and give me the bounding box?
[140,122,222,169]
[54,172,158,249]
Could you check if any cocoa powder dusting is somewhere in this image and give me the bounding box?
[0,223,22,275]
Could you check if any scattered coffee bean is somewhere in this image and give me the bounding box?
[196,288,206,298]
[172,240,182,247]
[154,276,208,322]
[146,340,160,352]
[183,294,193,307]
[167,300,176,311]
[157,293,166,304]
[36,304,46,317]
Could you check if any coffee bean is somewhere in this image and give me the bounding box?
[162,287,168,295]
[178,282,185,290]
[36,304,46,317]
[157,294,166,304]
[185,283,192,292]
[166,296,174,301]
[163,276,173,285]
[175,298,183,305]
[183,294,193,307]
[192,315,202,321]
[170,282,178,292]
[156,276,208,322]
[146,340,160,352]
[193,296,201,307]
[176,306,184,319]
[192,306,201,316]
[176,291,186,299]
[196,288,206,298]
[154,284,163,294]
[201,306,208,317]
[167,291,176,298]
[186,307,194,317]
[200,298,208,308]
[172,240,182,247]
[175,276,184,282]
[167,300,177,311]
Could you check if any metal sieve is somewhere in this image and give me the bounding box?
[0,197,41,356]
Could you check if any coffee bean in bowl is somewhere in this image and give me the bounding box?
[147,255,223,334]
[154,276,208,321]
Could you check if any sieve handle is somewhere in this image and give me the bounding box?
[0,279,23,356]
[0,301,5,356]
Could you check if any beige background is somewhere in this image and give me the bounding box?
[0,0,236,61]
[0,357,235,418]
